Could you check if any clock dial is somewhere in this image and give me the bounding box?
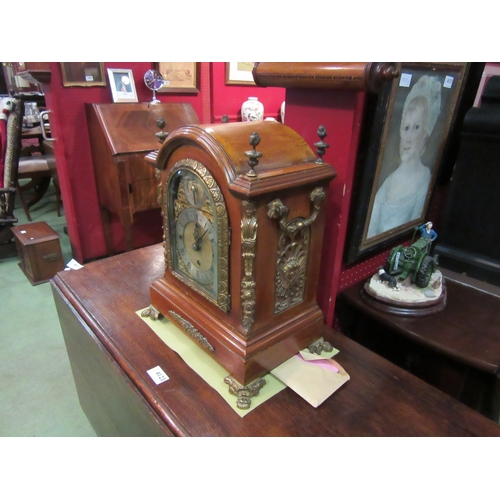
[176,208,215,286]
[165,159,229,311]
[144,69,164,91]
[183,172,207,208]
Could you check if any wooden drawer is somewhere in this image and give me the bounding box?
[11,221,65,285]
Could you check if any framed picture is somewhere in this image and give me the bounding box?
[225,62,256,85]
[60,63,106,87]
[344,62,470,264]
[473,63,500,107]
[156,63,199,93]
[107,68,138,103]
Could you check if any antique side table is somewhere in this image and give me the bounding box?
[336,271,500,423]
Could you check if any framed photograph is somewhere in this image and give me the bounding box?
[473,62,500,107]
[60,63,106,87]
[156,63,199,93]
[344,62,470,264]
[107,68,138,103]
[225,62,256,85]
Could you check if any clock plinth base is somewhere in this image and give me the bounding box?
[150,277,325,387]
[308,338,334,355]
[141,305,161,320]
[224,376,266,410]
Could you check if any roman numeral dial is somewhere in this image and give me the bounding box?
[176,208,215,286]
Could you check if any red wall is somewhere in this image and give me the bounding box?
[284,88,370,326]
[210,63,285,123]
[284,87,453,328]
[44,63,285,263]
[43,63,437,329]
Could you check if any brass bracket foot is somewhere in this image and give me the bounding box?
[308,337,334,355]
[224,376,266,410]
[141,305,161,320]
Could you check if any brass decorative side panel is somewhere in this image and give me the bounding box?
[268,187,326,313]
[274,220,310,312]
[169,310,214,352]
[240,201,258,332]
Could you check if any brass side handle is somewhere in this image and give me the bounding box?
[40,110,55,142]
[267,187,326,235]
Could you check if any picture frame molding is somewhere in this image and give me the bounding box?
[225,62,256,85]
[107,68,138,103]
[60,63,106,87]
[155,62,199,93]
[344,62,471,264]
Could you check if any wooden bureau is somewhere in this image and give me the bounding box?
[50,244,500,436]
[85,103,200,255]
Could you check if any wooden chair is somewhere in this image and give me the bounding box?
[0,98,19,243]
[16,102,53,221]
[42,139,62,217]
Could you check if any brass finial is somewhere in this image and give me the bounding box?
[155,117,168,144]
[314,125,329,164]
[244,132,262,178]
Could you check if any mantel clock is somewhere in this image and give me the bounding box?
[144,121,336,408]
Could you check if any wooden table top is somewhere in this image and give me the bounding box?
[51,245,500,436]
[21,124,49,138]
[339,278,500,376]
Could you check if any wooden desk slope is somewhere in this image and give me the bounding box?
[85,103,200,255]
[50,245,500,437]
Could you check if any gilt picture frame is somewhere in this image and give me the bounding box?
[107,68,138,103]
[344,62,470,264]
[156,63,199,93]
[225,62,256,85]
[60,63,106,87]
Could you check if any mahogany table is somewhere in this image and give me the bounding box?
[50,245,500,436]
[337,275,500,422]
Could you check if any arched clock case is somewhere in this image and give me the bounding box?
[146,120,336,407]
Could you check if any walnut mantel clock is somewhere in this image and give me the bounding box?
[144,121,337,408]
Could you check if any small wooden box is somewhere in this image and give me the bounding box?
[12,221,65,285]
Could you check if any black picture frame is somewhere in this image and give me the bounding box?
[344,62,472,264]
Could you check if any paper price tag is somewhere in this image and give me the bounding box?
[65,259,84,270]
[147,366,169,385]
[443,75,454,89]
[399,73,412,87]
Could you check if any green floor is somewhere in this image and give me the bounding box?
[0,182,96,436]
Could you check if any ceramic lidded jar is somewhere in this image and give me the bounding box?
[241,97,264,122]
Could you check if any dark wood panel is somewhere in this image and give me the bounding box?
[53,286,173,437]
[339,280,500,375]
[337,279,500,420]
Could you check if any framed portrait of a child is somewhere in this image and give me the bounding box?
[344,62,474,264]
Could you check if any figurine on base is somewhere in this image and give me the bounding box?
[363,222,446,315]
[377,267,399,290]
